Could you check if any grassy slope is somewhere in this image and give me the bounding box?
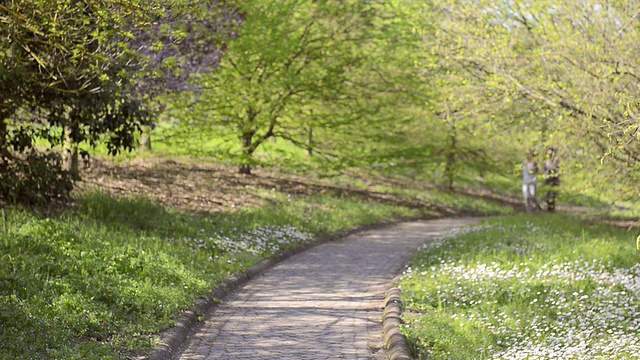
[0,153,516,360]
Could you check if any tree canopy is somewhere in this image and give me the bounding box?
[0,0,233,203]
[174,0,408,173]
[3,0,640,203]
[421,0,640,194]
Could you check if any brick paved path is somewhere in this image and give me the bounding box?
[176,218,482,360]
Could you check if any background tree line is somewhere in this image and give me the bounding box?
[2,0,639,206]
[418,0,640,198]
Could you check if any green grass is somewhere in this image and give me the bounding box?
[362,183,514,216]
[0,188,438,360]
[416,189,513,215]
[400,214,640,359]
[147,123,325,170]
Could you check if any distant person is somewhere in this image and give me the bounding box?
[522,149,542,213]
[543,146,560,212]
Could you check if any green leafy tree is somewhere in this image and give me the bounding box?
[184,0,413,174]
[0,0,165,202]
[0,0,234,202]
[375,0,521,190]
[418,0,640,197]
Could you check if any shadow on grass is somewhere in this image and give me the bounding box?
[77,191,206,238]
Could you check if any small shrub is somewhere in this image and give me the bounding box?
[0,151,73,206]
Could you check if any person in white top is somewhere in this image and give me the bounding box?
[522,149,542,213]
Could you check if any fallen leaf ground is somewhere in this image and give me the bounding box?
[74,156,522,217]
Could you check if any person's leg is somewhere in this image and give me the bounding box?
[547,186,557,212]
[529,184,543,210]
[543,178,553,211]
[549,178,559,212]
[522,184,531,212]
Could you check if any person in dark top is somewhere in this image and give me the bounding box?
[542,146,560,212]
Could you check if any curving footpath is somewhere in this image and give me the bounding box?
[173,218,482,360]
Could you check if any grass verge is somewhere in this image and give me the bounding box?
[399,214,640,359]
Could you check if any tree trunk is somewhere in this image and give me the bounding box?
[306,110,313,156]
[239,131,254,175]
[239,163,252,174]
[0,114,8,162]
[307,125,313,156]
[443,113,456,191]
[139,124,153,152]
[63,125,80,180]
[444,137,456,191]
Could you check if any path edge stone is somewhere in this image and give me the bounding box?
[382,287,413,360]
[145,216,430,360]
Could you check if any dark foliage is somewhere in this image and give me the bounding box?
[0,151,72,206]
[0,1,238,205]
[132,1,242,97]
